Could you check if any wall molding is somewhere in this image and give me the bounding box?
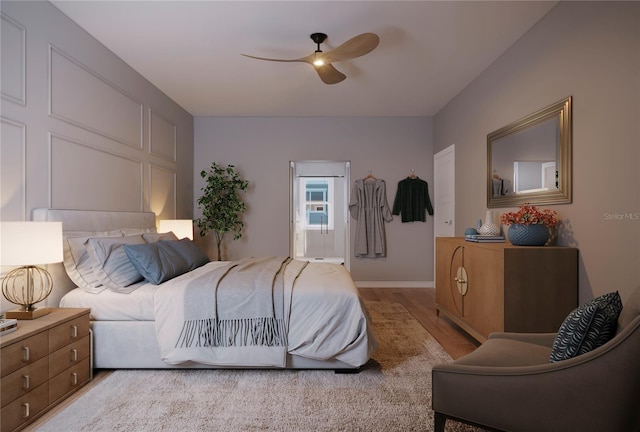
[48,44,143,150]
[0,117,27,220]
[49,132,144,211]
[149,109,177,162]
[0,12,27,106]
[149,163,177,219]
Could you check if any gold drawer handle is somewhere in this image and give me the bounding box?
[71,372,78,386]
[71,348,78,362]
[22,374,30,390]
[22,346,30,362]
[71,325,78,338]
[22,402,30,418]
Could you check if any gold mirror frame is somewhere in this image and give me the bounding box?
[487,96,572,208]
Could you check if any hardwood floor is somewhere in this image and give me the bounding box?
[23,288,478,430]
[359,287,479,359]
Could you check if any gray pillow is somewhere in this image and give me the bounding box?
[549,291,623,362]
[124,241,191,285]
[161,238,210,270]
[85,235,145,293]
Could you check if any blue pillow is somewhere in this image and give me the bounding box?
[161,238,210,270]
[549,291,623,362]
[124,242,190,285]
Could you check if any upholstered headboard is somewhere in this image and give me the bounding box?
[32,209,156,307]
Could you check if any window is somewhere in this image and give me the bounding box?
[300,179,333,229]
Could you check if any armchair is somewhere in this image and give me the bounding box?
[432,286,640,432]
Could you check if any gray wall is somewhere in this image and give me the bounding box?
[1,1,194,311]
[434,1,640,302]
[194,117,434,284]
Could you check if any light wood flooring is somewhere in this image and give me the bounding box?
[24,287,478,430]
[359,287,479,359]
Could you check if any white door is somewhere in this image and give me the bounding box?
[290,161,350,270]
[434,145,455,238]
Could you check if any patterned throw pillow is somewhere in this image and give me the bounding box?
[549,291,623,363]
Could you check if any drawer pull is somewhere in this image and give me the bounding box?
[71,348,78,362]
[22,374,30,390]
[71,372,78,386]
[22,402,30,418]
[22,346,30,362]
[71,325,78,338]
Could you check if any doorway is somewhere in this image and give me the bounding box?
[290,161,350,270]
[434,144,456,238]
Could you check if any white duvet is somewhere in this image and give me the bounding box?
[61,260,377,368]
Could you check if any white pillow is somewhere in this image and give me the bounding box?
[63,230,122,294]
[142,231,179,243]
[85,234,146,293]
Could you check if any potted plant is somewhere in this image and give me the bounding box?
[500,203,558,246]
[196,162,249,260]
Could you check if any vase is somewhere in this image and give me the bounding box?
[507,224,550,246]
[478,210,501,236]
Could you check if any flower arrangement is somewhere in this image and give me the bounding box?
[500,203,558,228]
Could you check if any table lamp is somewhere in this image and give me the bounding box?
[158,219,193,240]
[1,221,63,319]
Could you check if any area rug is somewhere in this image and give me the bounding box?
[37,302,481,432]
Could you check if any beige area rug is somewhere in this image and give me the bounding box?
[37,302,482,432]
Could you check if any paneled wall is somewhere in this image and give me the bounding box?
[0,1,193,223]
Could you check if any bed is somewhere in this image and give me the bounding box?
[33,208,377,370]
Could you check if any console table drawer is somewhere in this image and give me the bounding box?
[49,315,90,352]
[0,382,48,432]
[1,332,49,378]
[49,357,91,404]
[49,335,90,378]
[0,356,49,408]
[0,308,91,431]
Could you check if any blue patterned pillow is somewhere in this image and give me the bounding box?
[549,291,623,362]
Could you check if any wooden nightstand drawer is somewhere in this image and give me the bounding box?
[49,335,90,378]
[0,382,48,432]
[49,356,90,404]
[0,308,91,431]
[49,315,90,352]
[0,356,49,408]
[0,331,49,378]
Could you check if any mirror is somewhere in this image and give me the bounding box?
[487,96,572,208]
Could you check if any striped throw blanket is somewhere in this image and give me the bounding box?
[155,256,308,367]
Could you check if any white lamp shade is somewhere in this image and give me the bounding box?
[158,219,193,240]
[0,221,63,265]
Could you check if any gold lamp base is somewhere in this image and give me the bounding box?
[2,265,54,320]
[5,307,50,320]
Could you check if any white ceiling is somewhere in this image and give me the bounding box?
[51,1,557,117]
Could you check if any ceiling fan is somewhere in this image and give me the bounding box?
[241,32,380,85]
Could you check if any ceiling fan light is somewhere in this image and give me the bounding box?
[313,51,324,66]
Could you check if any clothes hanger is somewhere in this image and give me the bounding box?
[408,169,417,179]
[364,170,376,180]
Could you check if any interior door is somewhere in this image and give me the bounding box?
[290,161,350,269]
[434,145,455,238]
[434,145,455,286]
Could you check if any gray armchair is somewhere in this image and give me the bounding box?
[432,286,640,432]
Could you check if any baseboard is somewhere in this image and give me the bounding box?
[354,281,434,288]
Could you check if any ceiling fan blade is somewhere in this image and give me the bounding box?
[314,64,346,85]
[321,33,380,63]
[240,53,313,63]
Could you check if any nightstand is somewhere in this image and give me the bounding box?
[0,308,91,432]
